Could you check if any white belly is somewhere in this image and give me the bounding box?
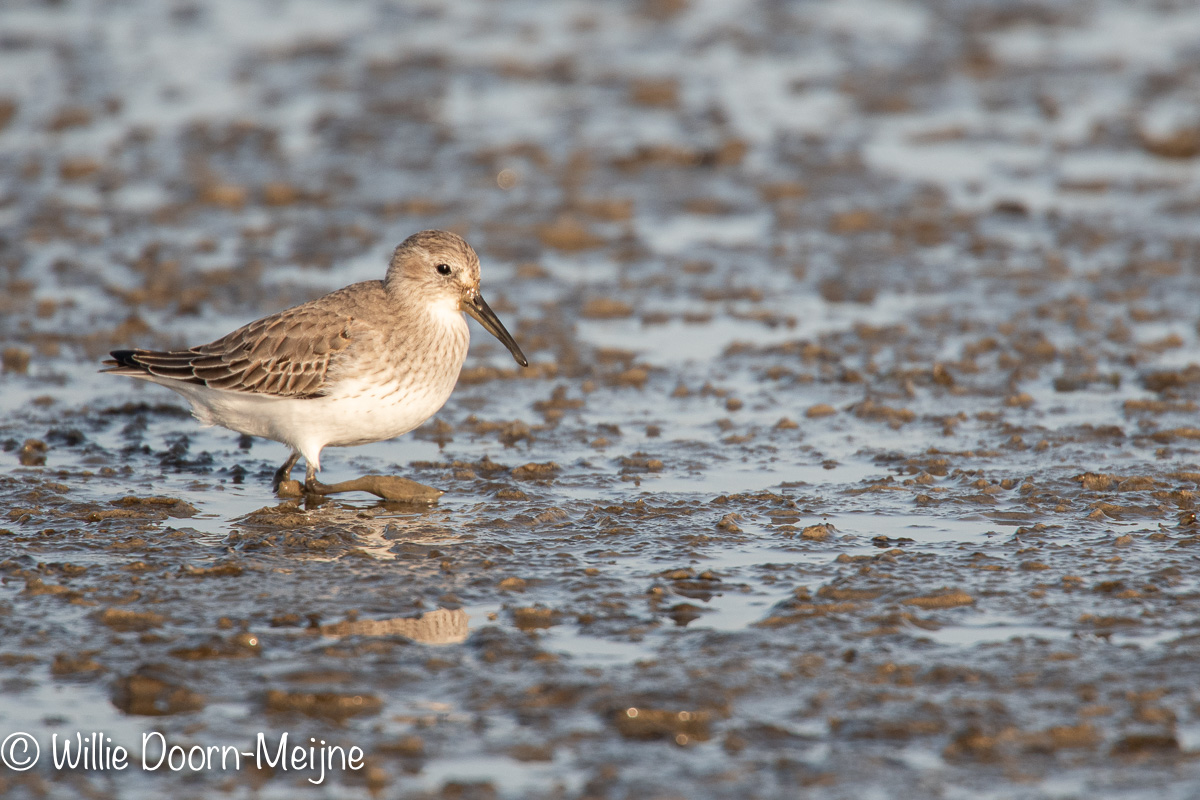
[309,375,455,448]
[150,371,458,470]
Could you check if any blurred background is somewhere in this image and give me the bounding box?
[3,0,1199,366]
[3,1,1200,798]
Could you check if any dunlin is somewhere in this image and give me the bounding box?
[103,230,528,498]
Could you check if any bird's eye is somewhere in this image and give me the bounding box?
[436,263,452,276]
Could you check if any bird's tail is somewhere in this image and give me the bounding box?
[100,349,150,375]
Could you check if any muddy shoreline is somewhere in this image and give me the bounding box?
[3,1,1200,797]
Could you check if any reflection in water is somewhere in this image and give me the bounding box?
[320,607,469,644]
[1,0,1198,796]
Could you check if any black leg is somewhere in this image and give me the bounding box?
[272,451,300,491]
[303,460,334,496]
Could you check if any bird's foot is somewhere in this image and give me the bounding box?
[273,452,301,494]
[275,479,304,498]
[272,466,292,492]
[302,474,442,503]
[302,476,337,496]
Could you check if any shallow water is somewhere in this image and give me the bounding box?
[3,0,1200,797]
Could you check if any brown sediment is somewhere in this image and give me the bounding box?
[1,2,1199,797]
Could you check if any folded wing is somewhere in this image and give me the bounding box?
[102,305,354,398]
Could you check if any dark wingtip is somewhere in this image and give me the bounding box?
[101,350,148,373]
[107,350,141,368]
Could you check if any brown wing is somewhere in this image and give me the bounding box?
[102,303,355,398]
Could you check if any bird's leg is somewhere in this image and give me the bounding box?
[272,451,300,492]
[303,460,335,496]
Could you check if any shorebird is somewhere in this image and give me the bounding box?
[102,230,528,499]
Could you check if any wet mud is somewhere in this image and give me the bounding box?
[3,1,1200,798]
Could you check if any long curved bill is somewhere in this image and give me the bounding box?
[463,291,529,367]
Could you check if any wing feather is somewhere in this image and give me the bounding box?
[101,295,360,398]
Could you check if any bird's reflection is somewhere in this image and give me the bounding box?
[319,607,469,644]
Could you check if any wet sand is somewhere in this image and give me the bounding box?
[2,1,1200,797]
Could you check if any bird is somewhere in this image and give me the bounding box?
[102,229,528,499]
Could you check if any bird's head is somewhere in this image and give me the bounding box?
[386,230,528,367]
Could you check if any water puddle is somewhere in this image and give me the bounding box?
[918,613,1071,647]
[921,612,1186,650]
[409,753,582,798]
[5,0,1200,796]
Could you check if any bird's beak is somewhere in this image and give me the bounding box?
[463,290,529,367]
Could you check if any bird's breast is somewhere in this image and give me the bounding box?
[317,311,469,447]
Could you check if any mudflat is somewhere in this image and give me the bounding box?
[1,1,1199,798]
